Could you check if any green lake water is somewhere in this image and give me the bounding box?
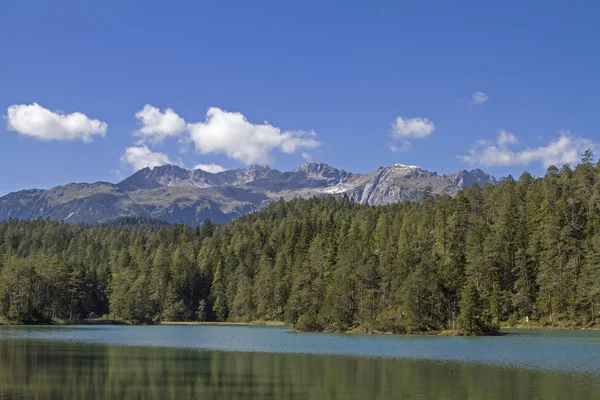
[0,325,599,399]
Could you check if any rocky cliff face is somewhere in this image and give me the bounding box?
[0,162,496,225]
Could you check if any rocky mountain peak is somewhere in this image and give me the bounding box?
[295,161,332,170]
[283,162,351,188]
[393,163,420,169]
[247,164,271,171]
[446,169,497,188]
[388,163,428,179]
[244,164,273,178]
[117,164,190,191]
[294,162,347,178]
[0,162,498,226]
[233,164,279,185]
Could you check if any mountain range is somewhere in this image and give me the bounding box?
[0,163,496,225]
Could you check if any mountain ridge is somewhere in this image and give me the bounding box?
[0,162,496,225]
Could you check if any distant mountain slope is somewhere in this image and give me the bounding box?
[0,163,496,225]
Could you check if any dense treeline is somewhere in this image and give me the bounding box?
[1,156,600,335]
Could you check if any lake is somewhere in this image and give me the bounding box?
[0,325,599,399]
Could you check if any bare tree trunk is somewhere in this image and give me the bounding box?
[548,294,553,323]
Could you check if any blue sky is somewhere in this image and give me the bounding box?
[1,0,599,195]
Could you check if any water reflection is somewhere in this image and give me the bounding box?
[0,339,598,399]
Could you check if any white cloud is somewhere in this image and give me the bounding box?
[194,163,226,173]
[301,152,312,161]
[389,115,435,152]
[6,103,107,142]
[134,104,186,144]
[389,141,412,153]
[497,129,518,147]
[187,107,320,164]
[471,92,488,105]
[121,145,172,171]
[460,130,595,168]
[110,169,125,180]
[391,116,435,139]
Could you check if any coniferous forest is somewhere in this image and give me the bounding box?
[1,158,600,335]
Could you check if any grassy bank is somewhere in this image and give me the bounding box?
[160,320,287,327]
[0,318,130,326]
[500,322,600,331]
[2,317,597,335]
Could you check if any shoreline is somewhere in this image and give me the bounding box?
[2,319,597,335]
[500,323,600,331]
[160,321,287,327]
[0,318,131,326]
[0,319,286,328]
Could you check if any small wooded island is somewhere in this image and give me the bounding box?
[1,159,599,336]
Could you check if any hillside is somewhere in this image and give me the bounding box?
[0,161,598,335]
[0,163,496,225]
